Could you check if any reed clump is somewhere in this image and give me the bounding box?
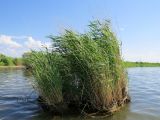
[27,20,130,117]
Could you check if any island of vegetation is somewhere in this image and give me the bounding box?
[23,20,130,118]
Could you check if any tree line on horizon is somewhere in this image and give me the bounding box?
[0,53,23,66]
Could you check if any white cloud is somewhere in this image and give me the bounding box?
[25,36,52,50]
[0,35,22,48]
[25,36,43,49]
[0,34,52,57]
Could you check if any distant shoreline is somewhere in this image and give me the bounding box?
[124,62,160,67]
[0,66,25,68]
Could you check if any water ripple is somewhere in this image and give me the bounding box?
[1,67,160,120]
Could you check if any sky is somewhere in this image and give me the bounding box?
[0,0,160,62]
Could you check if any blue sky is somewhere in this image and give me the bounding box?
[0,0,160,62]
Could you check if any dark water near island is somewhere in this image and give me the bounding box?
[1,67,160,120]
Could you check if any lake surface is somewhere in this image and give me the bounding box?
[1,67,160,120]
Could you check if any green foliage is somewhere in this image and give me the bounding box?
[0,54,23,66]
[0,62,5,66]
[27,51,64,107]
[22,52,33,68]
[13,58,23,66]
[27,20,129,114]
[6,57,14,66]
[0,54,14,66]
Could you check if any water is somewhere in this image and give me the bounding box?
[0,67,160,120]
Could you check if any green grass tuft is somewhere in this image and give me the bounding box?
[26,20,129,115]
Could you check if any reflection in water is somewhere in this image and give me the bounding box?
[0,67,160,120]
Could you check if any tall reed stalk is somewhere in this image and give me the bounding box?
[26,20,129,116]
[27,51,64,108]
